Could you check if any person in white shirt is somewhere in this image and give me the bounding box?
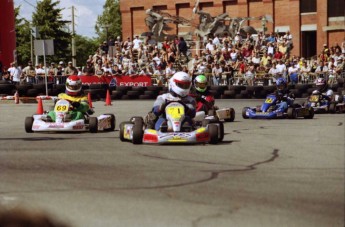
[288,61,299,84]
[212,35,220,47]
[276,59,287,79]
[132,35,142,50]
[8,62,21,85]
[211,63,222,85]
[205,39,215,52]
[268,62,280,83]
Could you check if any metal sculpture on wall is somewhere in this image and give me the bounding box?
[144,0,273,40]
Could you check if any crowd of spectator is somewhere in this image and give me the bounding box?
[1,31,345,87]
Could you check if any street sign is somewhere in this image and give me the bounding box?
[34,40,55,56]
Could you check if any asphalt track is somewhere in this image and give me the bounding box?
[0,99,344,227]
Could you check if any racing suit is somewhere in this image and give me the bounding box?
[275,90,295,112]
[152,92,196,131]
[47,92,90,121]
[312,89,334,101]
[189,87,216,114]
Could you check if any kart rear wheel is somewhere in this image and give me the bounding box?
[329,103,336,114]
[304,107,314,119]
[119,121,132,142]
[89,117,98,133]
[104,113,116,131]
[208,124,219,144]
[287,107,297,119]
[25,116,34,133]
[132,120,144,144]
[242,107,249,119]
[130,116,144,124]
[225,108,235,122]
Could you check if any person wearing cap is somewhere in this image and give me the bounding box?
[56,61,65,84]
[83,60,95,76]
[21,61,36,83]
[64,61,77,77]
[100,41,109,55]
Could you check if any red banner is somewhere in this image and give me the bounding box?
[79,75,152,87]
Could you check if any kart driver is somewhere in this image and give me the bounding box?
[147,71,196,130]
[312,77,334,101]
[189,74,217,114]
[45,75,90,122]
[274,77,295,112]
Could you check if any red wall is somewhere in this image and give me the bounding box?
[0,0,16,69]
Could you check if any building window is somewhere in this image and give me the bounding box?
[152,5,167,11]
[328,0,345,17]
[300,0,316,13]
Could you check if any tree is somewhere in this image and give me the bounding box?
[95,0,122,43]
[32,0,71,64]
[75,35,98,67]
[15,6,32,66]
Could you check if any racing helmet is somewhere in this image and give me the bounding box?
[66,75,82,96]
[194,75,208,92]
[169,71,192,97]
[276,77,287,91]
[315,77,327,92]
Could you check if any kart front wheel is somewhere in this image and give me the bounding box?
[208,124,219,144]
[304,107,314,119]
[25,116,34,133]
[287,107,297,119]
[242,107,249,119]
[119,121,132,142]
[132,121,143,144]
[89,117,98,133]
[225,107,235,122]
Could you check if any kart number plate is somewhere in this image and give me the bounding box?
[265,98,274,103]
[166,106,184,119]
[309,95,319,102]
[54,104,69,112]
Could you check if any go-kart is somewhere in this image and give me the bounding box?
[242,93,314,119]
[25,99,115,133]
[304,91,345,113]
[192,94,235,123]
[119,101,220,144]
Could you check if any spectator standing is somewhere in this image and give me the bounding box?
[178,36,189,61]
[35,63,45,84]
[64,61,77,76]
[8,62,21,85]
[48,62,58,83]
[21,61,36,84]
[211,63,222,85]
[82,60,95,76]
[288,60,299,84]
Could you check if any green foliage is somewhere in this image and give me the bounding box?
[75,35,98,67]
[32,0,71,63]
[15,6,32,66]
[95,0,122,43]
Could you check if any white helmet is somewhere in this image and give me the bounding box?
[66,75,82,96]
[169,72,192,97]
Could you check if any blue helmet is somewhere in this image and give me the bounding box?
[276,77,287,91]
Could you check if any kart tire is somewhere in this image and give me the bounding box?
[287,107,297,119]
[89,117,98,133]
[119,121,132,142]
[130,116,144,124]
[202,119,224,142]
[242,107,249,119]
[104,114,116,131]
[25,116,34,133]
[208,124,219,144]
[329,103,336,114]
[225,108,235,122]
[132,121,144,144]
[304,107,314,119]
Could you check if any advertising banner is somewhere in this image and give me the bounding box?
[79,75,152,87]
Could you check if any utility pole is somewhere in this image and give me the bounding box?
[71,6,76,66]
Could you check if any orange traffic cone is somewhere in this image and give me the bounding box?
[105,89,112,106]
[36,97,44,114]
[88,92,93,108]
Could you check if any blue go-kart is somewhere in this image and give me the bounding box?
[304,91,345,113]
[242,93,314,119]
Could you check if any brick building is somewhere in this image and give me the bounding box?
[120,0,344,58]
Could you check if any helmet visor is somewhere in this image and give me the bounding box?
[174,79,191,89]
[66,84,81,91]
[195,81,207,89]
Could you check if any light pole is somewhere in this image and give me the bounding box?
[102,25,110,42]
